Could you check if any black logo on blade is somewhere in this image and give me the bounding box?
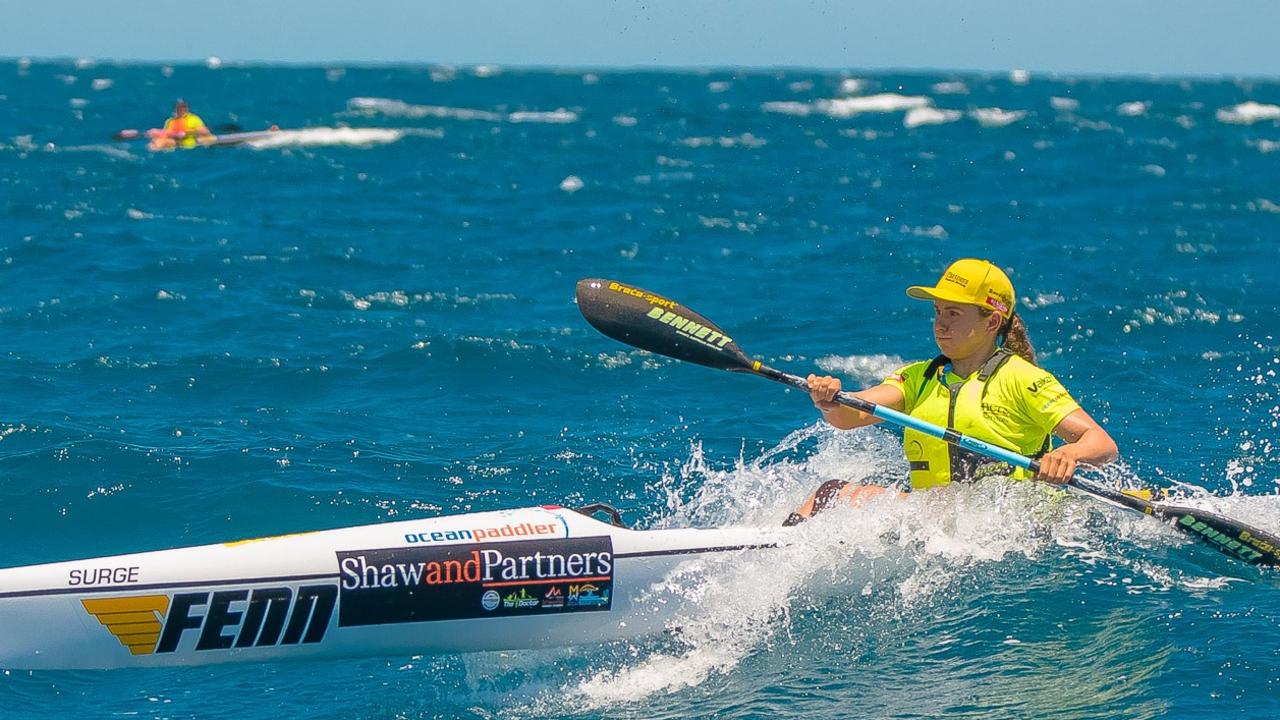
[337,536,614,627]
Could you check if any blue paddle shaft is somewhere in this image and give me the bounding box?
[762,367,1041,474]
[852,394,1038,472]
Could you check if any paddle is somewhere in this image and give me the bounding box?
[576,277,1280,566]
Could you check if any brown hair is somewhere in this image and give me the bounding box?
[979,309,1037,366]
[1000,312,1037,366]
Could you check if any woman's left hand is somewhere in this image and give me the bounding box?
[1034,445,1082,485]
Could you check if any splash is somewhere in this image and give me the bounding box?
[518,428,1085,710]
[498,413,1278,712]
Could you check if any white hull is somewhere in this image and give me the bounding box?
[0,506,782,670]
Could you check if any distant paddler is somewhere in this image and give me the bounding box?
[146,99,215,151]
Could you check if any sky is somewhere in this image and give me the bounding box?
[2,0,1277,77]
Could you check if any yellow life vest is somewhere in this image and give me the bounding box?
[883,349,1082,490]
[163,113,208,149]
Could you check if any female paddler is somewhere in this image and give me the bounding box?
[786,258,1118,523]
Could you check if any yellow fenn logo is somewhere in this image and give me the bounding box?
[82,596,170,656]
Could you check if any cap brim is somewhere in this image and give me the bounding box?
[906,285,978,305]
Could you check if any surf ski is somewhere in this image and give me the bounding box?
[0,504,782,670]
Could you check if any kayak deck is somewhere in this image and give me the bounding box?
[0,505,783,670]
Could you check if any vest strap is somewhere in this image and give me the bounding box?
[977,347,1015,381]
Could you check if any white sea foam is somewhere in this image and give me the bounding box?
[325,68,345,82]
[347,97,502,121]
[788,80,814,93]
[839,78,868,95]
[1216,101,1280,125]
[1074,116,1116,132]
[507,109,578,123]
[816,93,931,117]
[815,354,906,385]
[970,107,1027,127]
[931,81,968,95]
[1121,289,1244,334]
[762,94,926,118]
[543,426,1158,710]
[904,107,961,128]
[1140,164,1166,177]
[907,224,949,239]
[91,78,113,91]
[611,115,638,127]
[245,127,404,148]
[472,65,501,77]
[59,143,137,160]
[678,133,766,148]
[347,97,577,124]
[1050,96,1080,112]
[1117,101,1150,117]
[761,100,813,116]
[559,175,584,193]
[708,81,731,93]
[205,56,223,69]
[1010,68,1031,85]
[1023,291,1066,309]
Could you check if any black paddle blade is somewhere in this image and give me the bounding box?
[576,278,756,372]
[1162,505,1280,566]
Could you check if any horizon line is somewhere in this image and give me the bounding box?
[5,55,1280,84]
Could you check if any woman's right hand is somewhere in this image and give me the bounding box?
[807,374,843,412]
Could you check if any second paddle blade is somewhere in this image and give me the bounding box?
[576,278,755,372]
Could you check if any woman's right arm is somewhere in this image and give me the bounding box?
[806,375,906,430]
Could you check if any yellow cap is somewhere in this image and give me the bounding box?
[906,258,1015,316]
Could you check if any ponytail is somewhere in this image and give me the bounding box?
[1000,312,1037,366]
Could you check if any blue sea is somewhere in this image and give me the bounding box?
[2,59,1279,718]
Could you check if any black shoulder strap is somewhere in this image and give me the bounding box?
[915,355,949,404]
[977,347,1015,381]
[916,348,1015,402]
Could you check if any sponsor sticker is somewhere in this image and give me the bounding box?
[542,585,565,608]
[403,521,561,545]
[337,536,614,627]
[83,585,335,656]
[567,583,611,608]
[502,588,540,610]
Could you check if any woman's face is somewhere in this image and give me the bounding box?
[932,301,998,358]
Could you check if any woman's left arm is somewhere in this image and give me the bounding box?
[1035,409,1119,484]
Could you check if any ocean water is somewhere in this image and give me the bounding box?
[1,59,1279,718]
